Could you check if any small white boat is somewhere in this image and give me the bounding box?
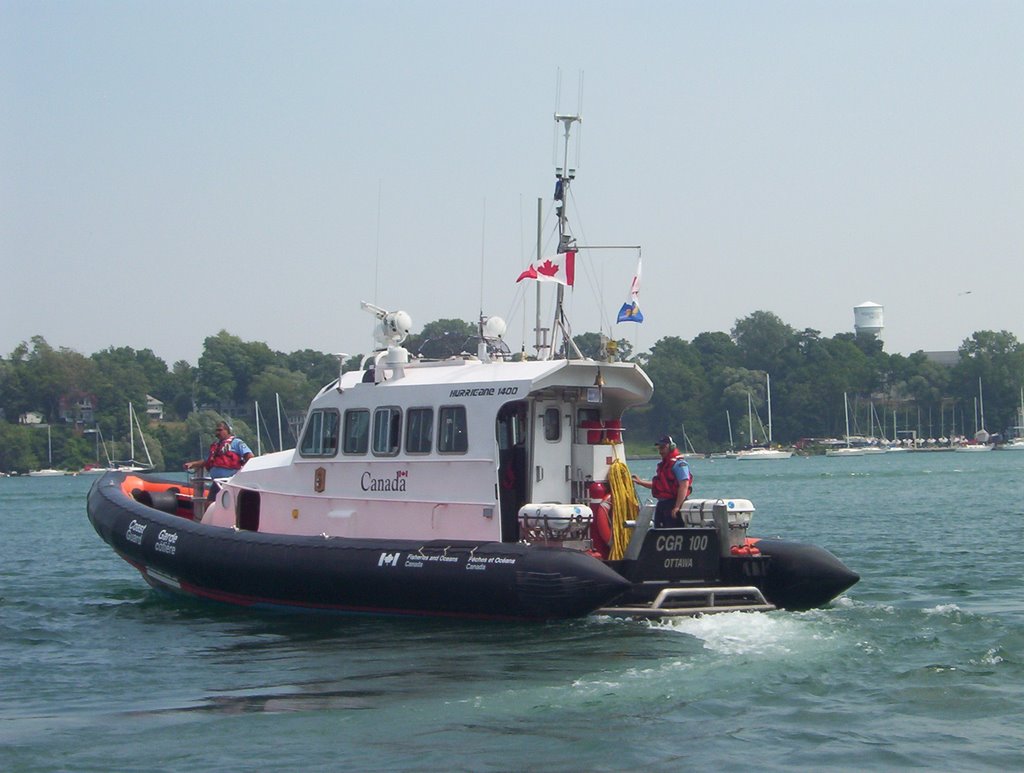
[954,442,993,453]
[999,388,1024,450]
[736,447,793,460]
[825,446,866,458]
[826,393,869,457]
[29,425,67,476]
[737,382,792,459]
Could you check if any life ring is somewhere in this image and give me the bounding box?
[589,495,613,559]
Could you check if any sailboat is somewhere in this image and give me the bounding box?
[826,393,866,457]
[708,410,738,459]
[110,402,155,471]
[1001,388,1024,450]
[736,374,792,459]
[955,378,993,452]
[860,401,887,454]
[28,425,66,476]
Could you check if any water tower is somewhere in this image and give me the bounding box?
[853,301,884,338]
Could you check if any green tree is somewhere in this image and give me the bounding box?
[406,319,477,359]
[196,331,276,407]
[0,423,39,473]
[952,331,1024,434]
[90,346,159,433]
[731,311,797,375]
[638,337,710,449]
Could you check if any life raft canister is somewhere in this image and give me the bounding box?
[588,481,613,559]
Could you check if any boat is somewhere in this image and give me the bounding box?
[109,402,156,471]
[1000,388,1024,450]
[736,379,793,460]
[86,114,857,622]
[826,393,866,457]
[707,410,739,459]
[955,378,994,452]
[28,425,66,477]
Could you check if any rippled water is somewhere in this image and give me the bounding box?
[2,453,1022,771]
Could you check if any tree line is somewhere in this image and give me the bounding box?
[1,312,1021,472]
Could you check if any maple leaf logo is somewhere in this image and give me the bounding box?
[536,259,561,277]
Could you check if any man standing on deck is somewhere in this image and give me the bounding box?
[184,420,254,498]
[632,435,692,528]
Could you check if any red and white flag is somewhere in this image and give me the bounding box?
[515,250,576,286]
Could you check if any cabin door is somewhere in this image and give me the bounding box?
[530,399,572,504]
[496,401,528,541]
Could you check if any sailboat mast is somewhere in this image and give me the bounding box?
[766,373,773,444]
[978,377,986,431]
[844,392,851,447]
[276,392,284,450]
[747,392,753,446]
[255,401,262,456]
[129,402,135,462]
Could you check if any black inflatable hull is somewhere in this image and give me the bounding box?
[86,473,632,621]
[747,538,861,611]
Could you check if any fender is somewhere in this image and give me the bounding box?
[589,496,613,559]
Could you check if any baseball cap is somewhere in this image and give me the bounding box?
[654,435,674,446]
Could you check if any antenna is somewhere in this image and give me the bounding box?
[479,197,486,319]
[551,110,584,360]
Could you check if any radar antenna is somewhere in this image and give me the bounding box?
[360,301,412,349]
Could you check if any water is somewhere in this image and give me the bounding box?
[2,453,1023,771]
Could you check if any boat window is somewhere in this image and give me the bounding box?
[342,409,370,455]
[406,407,433,454]
[438,405,468,453]
[299,410,340,457]
[372,407,402,456]
[543,407,561,441]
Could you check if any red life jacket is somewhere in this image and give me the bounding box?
[207,436,244,471]
[652,449,691,501]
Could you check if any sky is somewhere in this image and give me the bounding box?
[2,1,1022,367]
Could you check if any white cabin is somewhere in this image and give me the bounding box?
[206,353,652,542]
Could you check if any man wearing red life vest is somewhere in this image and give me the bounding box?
[632,435,692,528]
[184,420,254,496]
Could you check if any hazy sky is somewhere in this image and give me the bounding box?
[3,1,1021,366]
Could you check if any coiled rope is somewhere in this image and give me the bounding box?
[606,459,639,560]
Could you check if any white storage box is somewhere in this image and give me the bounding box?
[681,498,755,528]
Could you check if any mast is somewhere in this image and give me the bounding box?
[276,392,284,451]
[551,112,583,360]
[844,392,851,447]
[255,401,262,456]
[131,402,153,468]
[129,402,135,462]
[726,410,734,449]
[978,377,986,432]
[747,392,753,446]
[766,373,773,444]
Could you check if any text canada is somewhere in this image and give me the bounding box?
[361,471,408,492]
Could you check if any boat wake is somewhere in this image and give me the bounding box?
[651,609,843,657]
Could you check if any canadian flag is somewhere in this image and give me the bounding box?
[515,251,576,286]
